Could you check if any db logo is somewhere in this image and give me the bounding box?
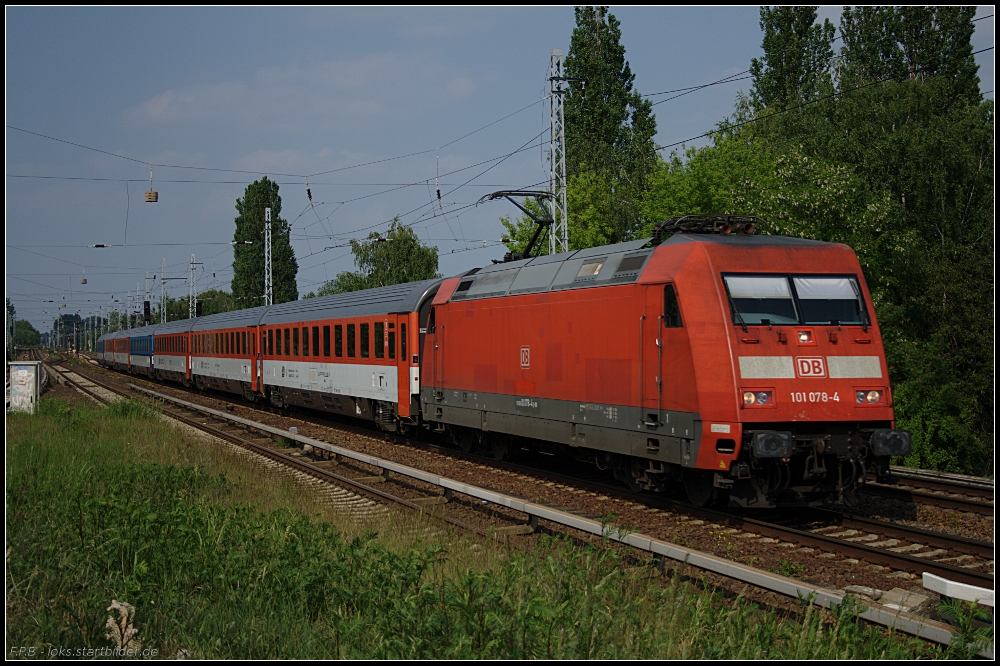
[796,357,826,377]
[520,346,530,368]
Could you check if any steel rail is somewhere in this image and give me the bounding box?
[113,380,991,654]
[862,484,993,516]
[58,360,994,653]
[43,362,489,537]
[71,360,995,590]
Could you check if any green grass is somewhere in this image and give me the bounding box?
[6,398,958,658]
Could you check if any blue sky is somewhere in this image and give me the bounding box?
[5,7,994,332]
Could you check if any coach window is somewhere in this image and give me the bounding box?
[267,329,273,356]
[226,332,230,355]
[388,327,396,360]
[347,324,356,357]
[401,323,407,360]
[301,326,308,356]
[336,325,344,357]
[243,331,248,354]
[374,322,385,359]
[231,332,236,354]
[275,329,281,356]
[312,326,320,357]
[293,328,300,356]
[284,328,290,356]
[322,326,330,357]
[360,323,370,358]
[663,285,683,328]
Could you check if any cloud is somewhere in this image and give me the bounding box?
[124,53,477,132]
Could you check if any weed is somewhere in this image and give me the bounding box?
[770,559,805,578]
[940,598,993,659]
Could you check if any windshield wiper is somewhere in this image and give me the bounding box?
[726,292,748,332]
[848,279,870,332]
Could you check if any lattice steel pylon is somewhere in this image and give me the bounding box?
[189,254,197,319]
[264,207,273,306]
[549,49,569,255]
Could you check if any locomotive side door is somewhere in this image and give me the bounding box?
[642,286,664,422]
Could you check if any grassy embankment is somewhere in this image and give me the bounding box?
[5,397,981,658]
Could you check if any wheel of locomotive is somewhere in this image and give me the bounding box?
[683,469,714,507]
[489,432,509,461]
[450,427,477,454]
[623,457,649,493]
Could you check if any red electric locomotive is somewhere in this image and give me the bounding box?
[96,215,910,508]
[421,216,910,507]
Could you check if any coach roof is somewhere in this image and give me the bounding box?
[191,305,270,331]
[259,278,443,326]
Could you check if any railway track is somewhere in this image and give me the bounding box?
[41,357,994,652]
[39,357,492,537]
[62,357,994,592]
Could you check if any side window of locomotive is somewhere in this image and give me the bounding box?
[428,307,436,334]
[360,323,370,358]
[322,326,330,357]
[374,323,385,359]
[723,275,798,326]
[347,324,356,357]
[663,285,683,328]
[792,276,867,326]
[335,325,343,357]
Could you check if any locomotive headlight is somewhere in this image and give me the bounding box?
[797,330,813,343]
[856,389,884,405]
[743,390,773,407]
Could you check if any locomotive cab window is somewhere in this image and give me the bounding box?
[663,285,683,328]
[724,275,798,325]
[792,276,867,325]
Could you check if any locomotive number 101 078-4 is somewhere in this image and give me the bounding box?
[790,391,840,403]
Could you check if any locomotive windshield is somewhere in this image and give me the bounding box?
[724,274,868,326]
[792,276,867,325]
[724,276,798,325]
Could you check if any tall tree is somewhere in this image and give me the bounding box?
[310,218,439,296]
[563,6,657,246]
[231,177,298,306]
[749,6,835,109]
[839,7,980,105]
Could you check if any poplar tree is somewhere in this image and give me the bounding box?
[749,6,835,109]
[563,6,657,247]
[839,6,980,104]
[231,177,298,306]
